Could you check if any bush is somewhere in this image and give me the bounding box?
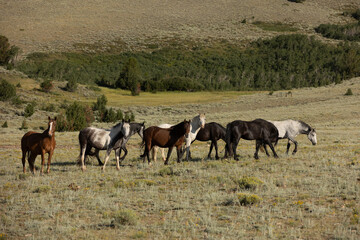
[0,35,20,67]
[233,176,264,190]
[2,121,8,128]
[315,22,360,41]
[111,209,138,226]
[64,78,78,92]
[102,107,123,123]
[352,9,360,20]
[0,79,16,101]
[344,88,353,96]
[41,103,56,112]
[23,103,35,118]
[56,101,94,131]
[93,94,107,113]
[40,79,53,93]
[237,193,262,206]
[124,111,135,122]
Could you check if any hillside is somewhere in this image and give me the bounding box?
[1,0,359,55]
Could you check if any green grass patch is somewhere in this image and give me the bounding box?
[253,21,298,32]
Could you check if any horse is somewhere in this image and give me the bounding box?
[78,120,130,171]
[224,119,279,160]
[266,119,317,155]
[141,120,191,165]
[191,122,227,160]
[152,114,205,161]
[79,122,145,167]
[21,117,57,175]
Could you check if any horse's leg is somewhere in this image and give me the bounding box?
[254,140,261,160]
[262,142,270,157]
[115,148,121,170]
[264,138,279,158]
[232,137,241,161]
[185,138,191,161]
[80,145,87,171]
[95,149,103,166]
[288,137,298,155]
[28,153,37,174]
[40,150,45,175]
[161,148,166,162]
[164,147,174,165]
[101,148,113,171]
[151,146,158,162]
[208,141,214,159]
[47,150,53,173]
[176,145,182,163]
[120,146,128,161]
[22,150,27,173]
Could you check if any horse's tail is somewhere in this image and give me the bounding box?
[224,123,232,156]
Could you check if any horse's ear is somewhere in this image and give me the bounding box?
[54,116,57,121]
[48,116,51,121]
[142,121,145,126]
[122,119,125,123]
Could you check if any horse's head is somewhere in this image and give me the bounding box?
[121,119,131,138]
[199,113,206,129]
[183,119,191,138]
[47,116,57,137]
[307,128,317,145]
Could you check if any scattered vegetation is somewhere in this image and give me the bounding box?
[20,119,28,130]
[40,79,53,93]
[253,21,298,32]
[0,79,16,101]
[23,102,35,118]
[0,35,20,68]
[111,209,138,226]
[315,22,360,41]
[17,34,360,92]
[56,101,94,131]
[233,176,264,190]
[237,193,262,206]
[1,121,8,128]
[344,88,353,96]
[64,78,78,92]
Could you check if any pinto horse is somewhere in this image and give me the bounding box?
[21,117,57,174]
[141,120,191,165]
[224,119,279,160]
[152,114,205,161]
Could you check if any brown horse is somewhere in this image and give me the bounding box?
[141,120,191,165]
[21,117,57,174]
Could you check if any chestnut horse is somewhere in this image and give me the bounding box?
[21,117,57,174]
[141,120,191,165]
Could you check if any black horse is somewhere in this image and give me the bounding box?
[224,119,279,160]
[79,122,145,167]
[191,122,227,160]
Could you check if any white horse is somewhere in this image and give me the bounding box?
[267,119,317,155]
[78,120,131,171]
[152,114,206,162]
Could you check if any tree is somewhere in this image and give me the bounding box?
[0,35,20,66]
[117,58,141,96]
[0,79,16,101]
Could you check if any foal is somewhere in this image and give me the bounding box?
[21,117,57,174]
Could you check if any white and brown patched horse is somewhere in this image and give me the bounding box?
[267,119,317,155]
[78,120,130,171]
[152,114,206,162]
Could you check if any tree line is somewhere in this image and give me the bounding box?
[16,34,360,92]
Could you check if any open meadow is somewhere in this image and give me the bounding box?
[0,72,359,239]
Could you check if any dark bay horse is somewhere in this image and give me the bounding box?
[191,122,227,160]
[21,117,57,174]
[224,119,279,160]
[141,120,191,165]
[79,122,145,167]
[78,120,130,171]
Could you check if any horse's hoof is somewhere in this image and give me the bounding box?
[274,155,279,158]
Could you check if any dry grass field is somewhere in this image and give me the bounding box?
[1,0,359,55]
[0,70,359,239]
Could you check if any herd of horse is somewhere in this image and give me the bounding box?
[20,114,317,174]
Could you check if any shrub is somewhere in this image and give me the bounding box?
[56,101,94,131]
[16,83,21,88]
[23,103,35,118]
[352,9,360,20]
[237,193,262,206]
[33,185,51,193]
[92,94,107,114]
[124,111,135,122]
[315,22,360,41]
[41,103,56,112]
[111,209,138,226]
[0,79,16,101]
[102,107,123,123]
[117,57,141,96]
[2,121,8,128]
[40,79,53,93]
[158,166,175,177]
[0,35,20,66]
[344,88,353,96]
[233,176,264,190]
[64,78,78,92]
[20,119,28,130]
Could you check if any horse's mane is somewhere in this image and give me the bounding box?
[111,122,124,129]
[298,120,311,133]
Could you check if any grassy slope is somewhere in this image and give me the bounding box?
[0,70,359,239]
